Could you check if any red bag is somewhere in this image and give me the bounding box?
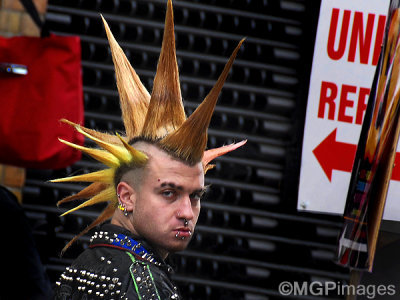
[0,34,84,169]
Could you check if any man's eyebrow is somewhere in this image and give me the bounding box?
[159,182,208,194]
[160,182,183,191]
[192,185,210,195]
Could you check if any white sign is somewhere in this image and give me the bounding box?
[297,0,400,221]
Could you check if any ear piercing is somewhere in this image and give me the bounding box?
[118,202,129,217]
[117,194,129,216]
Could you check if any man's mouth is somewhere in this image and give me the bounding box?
[174,228,192,239]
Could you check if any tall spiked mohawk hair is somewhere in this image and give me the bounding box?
[52,0,246,252]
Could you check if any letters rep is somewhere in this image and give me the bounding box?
[317,80,369,125]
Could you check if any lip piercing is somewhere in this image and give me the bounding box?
[175,230,192,240]
[175,231,185,240]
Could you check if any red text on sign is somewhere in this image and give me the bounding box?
[327,8,386,65]
[318,80,370,125]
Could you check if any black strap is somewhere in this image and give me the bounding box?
[19,0,50,37]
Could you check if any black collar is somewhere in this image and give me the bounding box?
[89,223,165,267]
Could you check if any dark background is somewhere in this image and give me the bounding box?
[22,0,350,299]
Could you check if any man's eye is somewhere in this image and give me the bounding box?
[190,193,201,201]
[162,190,175,198]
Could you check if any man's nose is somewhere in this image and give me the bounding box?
[179,195,194,220]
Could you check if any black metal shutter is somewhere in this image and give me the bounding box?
[22,0,349,299]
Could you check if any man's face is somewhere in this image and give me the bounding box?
[127,144,204,257]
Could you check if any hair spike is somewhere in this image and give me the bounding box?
[50,168,114,184]
[56,182,109,206]
[74,126,145,165]
[60,186,116,217]
[58,138,120,168]
[61,201,116,255]
[160,39,245,163]
[101,15,150,139]
[61,119,122,145]
[202,140,247,170]
[116,133,148,164]
[141,0,186,140]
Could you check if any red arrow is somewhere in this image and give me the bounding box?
[313,128,400,182]
[392,153,400,181]
[313,128,356,181]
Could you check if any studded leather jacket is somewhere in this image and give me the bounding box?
[54,224,181,300]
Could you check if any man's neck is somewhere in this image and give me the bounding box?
[110,213,169,260]
[111,212,137,235]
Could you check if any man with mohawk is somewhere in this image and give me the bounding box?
[54,1,245,299]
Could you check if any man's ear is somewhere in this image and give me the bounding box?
[116,182,136,212]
